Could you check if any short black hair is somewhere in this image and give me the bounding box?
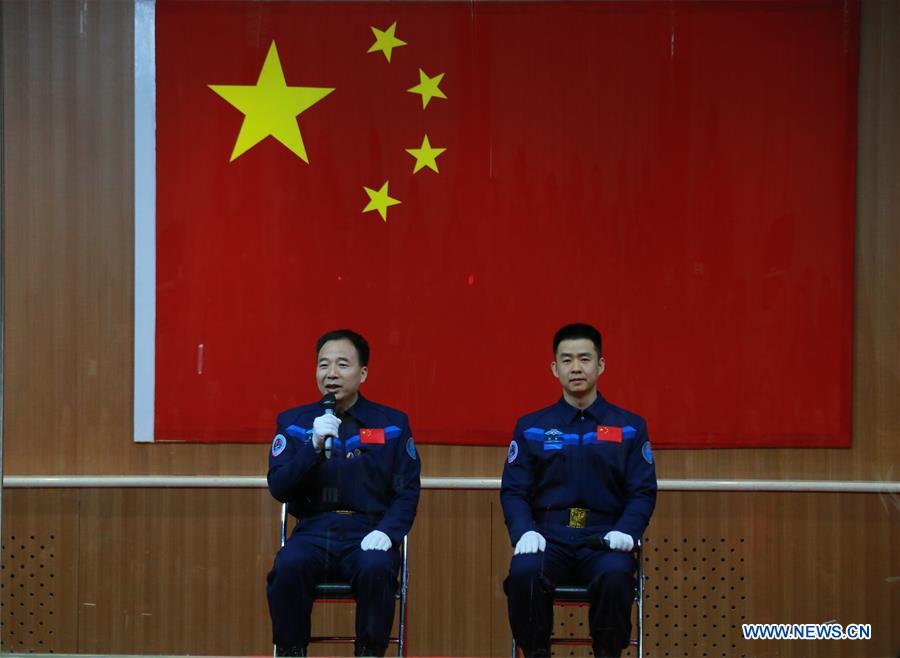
[316,329,370,367]
[553,323,602,358]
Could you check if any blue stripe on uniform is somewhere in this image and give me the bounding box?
[285,425,311,441]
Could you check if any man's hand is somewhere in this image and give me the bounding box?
[311,414,341,452]
[514,530,546,555]
[360,530,392,551]
[603,530,634,552]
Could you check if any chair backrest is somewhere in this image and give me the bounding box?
[280,502,289,547]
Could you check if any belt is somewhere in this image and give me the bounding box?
[534,508,611,529]
[331,509,356,515]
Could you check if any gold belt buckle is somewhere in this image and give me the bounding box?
[568,507,588,529]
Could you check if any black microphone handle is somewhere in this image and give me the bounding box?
[585,534,612,550]
[320,394,337,458]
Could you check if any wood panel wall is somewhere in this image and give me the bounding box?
[2,0,899,656]
[3,488,898,657]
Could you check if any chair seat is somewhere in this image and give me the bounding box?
[314,581,404,601]
[553,584,591,603]
[314,582,354,599]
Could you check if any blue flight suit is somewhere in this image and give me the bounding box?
[266,394,421,654]
[501,393,657,656]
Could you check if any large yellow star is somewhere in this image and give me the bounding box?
[406,135,446,174]
[407,69,447,109]
[362,181,401,222]
[209,41,334,163]
[367,22,406,62]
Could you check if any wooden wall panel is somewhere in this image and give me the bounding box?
[2,0,138,475]
[646,492,900,658]
[74,488,277,655]
[5,489,897,656]
[404,490,495,656]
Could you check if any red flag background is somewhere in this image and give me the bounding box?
[151,0,857,447]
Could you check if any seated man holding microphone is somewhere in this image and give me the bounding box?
[266,329,421,657]
[502,323,657,658]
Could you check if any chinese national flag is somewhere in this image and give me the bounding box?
[152,1,857,447]
[360,428,386,445]
[597,427,623,444]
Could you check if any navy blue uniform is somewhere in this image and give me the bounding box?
[266,394,421,653]
[501,393,656,656]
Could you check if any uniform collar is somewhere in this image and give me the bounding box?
[333,393,372,426]
[555,391,608,424]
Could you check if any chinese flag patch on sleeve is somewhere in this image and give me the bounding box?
[360,428,385,445]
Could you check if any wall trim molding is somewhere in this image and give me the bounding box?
[3,476,899,493]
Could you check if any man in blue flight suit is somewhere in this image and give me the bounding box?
[502,323,657,658]
[266,329,421,657]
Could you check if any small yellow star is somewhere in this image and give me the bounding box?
[362,181,401,222]
[209,41,334,163]
[407,69,447,109]
[367,21,407,62]
[406,135,446,174]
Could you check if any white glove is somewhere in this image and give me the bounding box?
[514,530,546,555]
[360,530,392,551]
[604,530,634,552]
[312,413,341,452]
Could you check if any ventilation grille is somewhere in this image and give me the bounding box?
[2,533,61,653]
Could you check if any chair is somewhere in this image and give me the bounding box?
[512,542,643,658]
[275,503,410,657]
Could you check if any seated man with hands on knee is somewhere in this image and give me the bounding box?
[502,323,657,658]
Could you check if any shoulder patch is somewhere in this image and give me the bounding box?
[406,437,417,460]
[507,440,519,463]
[271,434,287,457]
[642,441,654,465]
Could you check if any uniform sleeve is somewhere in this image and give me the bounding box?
[613,419,657,541]
[500,421,537,546]
[266,416,325,503]
[375,415,421,544]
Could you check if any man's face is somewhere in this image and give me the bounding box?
[316,338,368,406]
[551,338,605,397]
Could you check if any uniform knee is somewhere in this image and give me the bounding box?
[272,547,319,585]
[589,570,634,601]
[356,551,397,583]
[505,555,547,595]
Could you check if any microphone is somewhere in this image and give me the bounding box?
[321,393,337,459]
[585,534,612,551]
